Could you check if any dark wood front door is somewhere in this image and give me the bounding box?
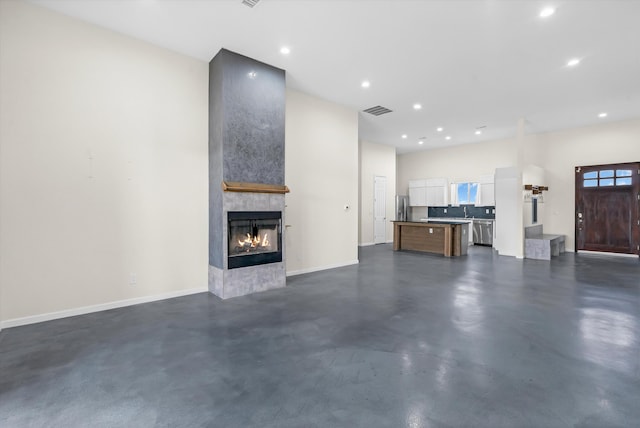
[575,162,639,255]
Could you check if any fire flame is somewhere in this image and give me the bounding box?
[237,232,270,249]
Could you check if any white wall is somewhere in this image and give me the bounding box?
[534,119,640,250]
[494,167,523,257]
[0,1,209,324]
[397,139,515,196]
[359,140,396,245]
[285,89,359,275]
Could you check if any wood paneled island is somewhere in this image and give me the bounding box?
[392,221,466,257]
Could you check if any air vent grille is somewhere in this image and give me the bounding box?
[242,0,261,8]
[363,105,393,116]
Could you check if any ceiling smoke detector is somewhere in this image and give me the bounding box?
[242,0,261,8]
[363,105,393,116]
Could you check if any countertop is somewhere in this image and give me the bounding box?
[421,217,494,222]
[392,220,467,225]
[421,220,471,225]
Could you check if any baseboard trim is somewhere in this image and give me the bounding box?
[286,259,359,277]
[360,241,393,247]
[0,287,208,330]
[578,250,638,258]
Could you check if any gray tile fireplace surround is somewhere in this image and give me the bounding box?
[208,192,286,299]
[207,49,287,300]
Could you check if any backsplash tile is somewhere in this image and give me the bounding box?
[428,205,495,219]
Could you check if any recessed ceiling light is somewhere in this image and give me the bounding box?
[401,134,408,139]
[418,141,424,145]
[598,112,608,118]
[539,7,555,18]
[567,58,581,67]
[475,130,482,135]
[437,127,443,132]
[413,103,422,110]
[280,46,291,55]
[361,80,370,88]
[445,136,451,140]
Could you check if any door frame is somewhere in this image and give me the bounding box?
[373,175,386,244]
[575,161,640,256]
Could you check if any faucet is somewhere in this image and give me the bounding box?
[463,206,467,218]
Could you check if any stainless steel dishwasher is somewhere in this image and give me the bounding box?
[473,219,494,246]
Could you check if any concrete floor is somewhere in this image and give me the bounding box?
[1,245,639,427]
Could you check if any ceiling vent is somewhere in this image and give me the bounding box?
[363,105,393,116]
[242,0,261,7]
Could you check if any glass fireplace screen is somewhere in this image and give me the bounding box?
[227,211,282,269]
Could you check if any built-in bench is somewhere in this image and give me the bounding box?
[525,225,565,260]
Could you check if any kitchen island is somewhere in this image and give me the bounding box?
[392,221,467,257]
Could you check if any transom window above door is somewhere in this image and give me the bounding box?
[583,169,633,187]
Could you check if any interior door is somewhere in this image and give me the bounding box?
[575,162,639,255]
[374,176,386,244]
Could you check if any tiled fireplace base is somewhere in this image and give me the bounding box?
[208,192,286,299]
[208,262,286,299]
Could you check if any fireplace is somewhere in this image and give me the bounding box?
[208,49,287,299]
[228,211,282,269]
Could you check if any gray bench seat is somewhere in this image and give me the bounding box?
[525,233,565,260]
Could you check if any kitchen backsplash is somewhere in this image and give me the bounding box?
[428,205,495,219]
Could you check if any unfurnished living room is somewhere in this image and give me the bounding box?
[0,1,639,427]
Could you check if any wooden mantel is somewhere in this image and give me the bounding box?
[221,181,290,194]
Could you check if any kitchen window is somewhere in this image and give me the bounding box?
[456,182,479,205]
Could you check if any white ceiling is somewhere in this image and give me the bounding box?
[30,0,640,153]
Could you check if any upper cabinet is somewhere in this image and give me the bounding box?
[478,174,495,206]
[409,178,448,207]
[409,175,495,207]
[426,178,448,206]
[408,180,427,206]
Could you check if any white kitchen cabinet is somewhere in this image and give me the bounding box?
[478,175,495,206]
[425,178,448,206]
[426,185,446,206]
[479,183,495,206]
[409,186,426,206]
[408,180,427,206]
[410,178,448,207]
